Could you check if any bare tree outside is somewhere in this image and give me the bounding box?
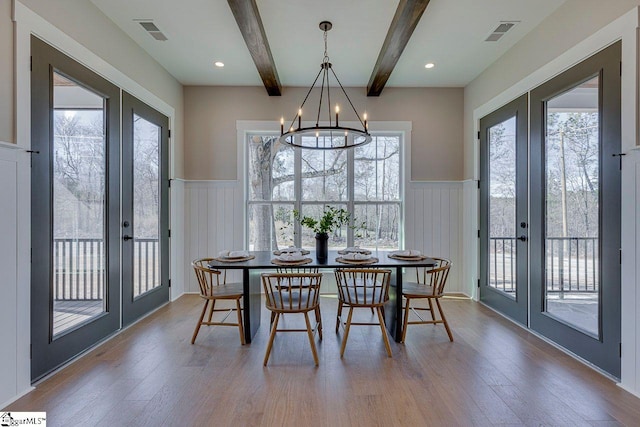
[487,117,517,293]
[247,133,402,251]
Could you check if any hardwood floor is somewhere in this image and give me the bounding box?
[6,294,640,426]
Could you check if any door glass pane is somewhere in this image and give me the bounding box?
[488,116,517,298]
[545,76,599,337]
[133,114,161,298]
[52,72,106,336]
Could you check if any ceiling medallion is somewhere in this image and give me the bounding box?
[279,21,372,150]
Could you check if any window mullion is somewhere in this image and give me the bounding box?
[347,144,355,246]
[294,134,302,247]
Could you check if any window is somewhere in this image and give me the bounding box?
[246,132,403,251]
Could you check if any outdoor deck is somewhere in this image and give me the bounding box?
[53,300,103,337]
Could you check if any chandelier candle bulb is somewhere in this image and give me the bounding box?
[364,113,368,130]
[298,109,302,129]
[335,105,339,126]
[280,117,284,135]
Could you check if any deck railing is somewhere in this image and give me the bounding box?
[489,236,598,295]
[53,238,158,301]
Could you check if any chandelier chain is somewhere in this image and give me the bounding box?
[323,29,329,63]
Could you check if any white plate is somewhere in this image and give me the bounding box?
[276,254,306,262]
[390,250,422,257]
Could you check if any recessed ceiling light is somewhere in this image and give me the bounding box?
[214,61,224,68]
[425,63,435,69]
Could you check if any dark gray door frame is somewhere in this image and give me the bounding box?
[30,36,121,381]
[530,42,621,377]
[479,93,529,326]
[121,91,170,326]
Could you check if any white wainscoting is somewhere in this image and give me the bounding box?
[0,143,32,407]
[405,181,466,295]
[183,180,468,296]
[170,179,186,300]
[620,148,640,396]
[462,179,479,299]
[183,180,244,293]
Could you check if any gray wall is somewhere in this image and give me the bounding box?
[184,86,464,181]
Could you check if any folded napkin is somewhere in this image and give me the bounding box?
[343,246,369,253]
[218,249,249,258]
[279,246,302,254]
[341,252,371,260]
[394,249,422,257]
[277,252,306,262]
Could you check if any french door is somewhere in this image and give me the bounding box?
[121,92,170,326]
[530,42,621,377]
[479,94,528,325]
[31,37,121,380]
[480,42,621,377]
[31,38,170,380]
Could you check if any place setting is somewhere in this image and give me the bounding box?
[210,249,255,263]
[335,247,378,265]
[272,246,311,256]
[387,249,428,261]
[271,250,312,266]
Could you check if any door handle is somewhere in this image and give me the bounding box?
[517,235,527,242]
[123,235,133,241]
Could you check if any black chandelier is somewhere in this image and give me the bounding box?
[278,21,372,150]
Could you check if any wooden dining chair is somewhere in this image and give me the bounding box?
[334,268,392,357]
[401,258,453,343]
[191,258,245,345]
[275,266,322,337]
[262,272,323,366]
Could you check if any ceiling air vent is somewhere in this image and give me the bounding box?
[135,20,168,41]
[485,21,519,42]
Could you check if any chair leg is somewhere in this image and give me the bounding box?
[235,299,245,345]
[376,307,393,357]
[335,301,343,333]
[435,298,453,342]
[264,312,280,366]
[270,311,276,329]
[427,298,436,322]
[207,299,216,323]
[401,297,412,343]
[304,312,319,366]
[315,306,323,340]
[191,299,209,344]
[340,307,355,357]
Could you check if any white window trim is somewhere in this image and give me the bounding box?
[237,120,412,250]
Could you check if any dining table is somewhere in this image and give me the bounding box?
[206,250,436,344]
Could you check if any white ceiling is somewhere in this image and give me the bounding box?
[90,0,566,88]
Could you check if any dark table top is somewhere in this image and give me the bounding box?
[206,250,436,269]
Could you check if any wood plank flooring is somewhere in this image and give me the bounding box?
[6,294,640,426]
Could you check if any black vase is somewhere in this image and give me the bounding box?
[315,232,329,261]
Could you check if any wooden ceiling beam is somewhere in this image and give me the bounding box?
[367,0,431,97]
[227,0,282,96]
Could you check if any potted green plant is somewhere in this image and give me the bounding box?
[294,206,351,260]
